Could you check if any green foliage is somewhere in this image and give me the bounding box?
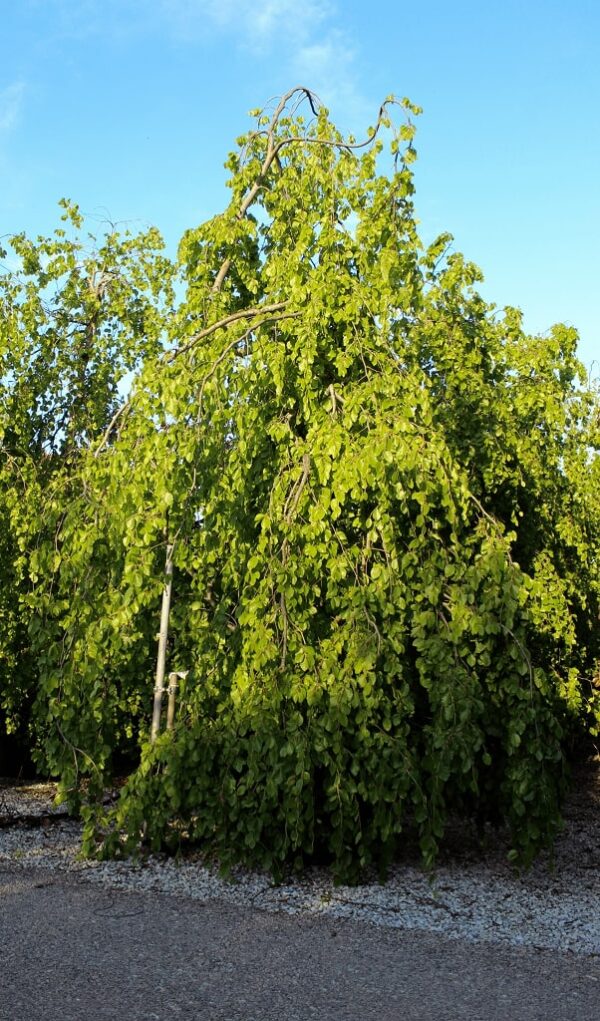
[2,89,599,878]
[0,210,175,747]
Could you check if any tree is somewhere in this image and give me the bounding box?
[0,206,175,764]
[3,89,599,878]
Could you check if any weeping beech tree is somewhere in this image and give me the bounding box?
[4,89,599,877]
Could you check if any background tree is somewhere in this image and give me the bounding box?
[0,207,175,767]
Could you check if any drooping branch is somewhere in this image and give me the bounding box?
[93,304,296,456]
[168,301,291,361]
[196,311,299,419]
[283,452,311,525]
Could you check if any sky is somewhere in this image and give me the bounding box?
[1,0,599,373]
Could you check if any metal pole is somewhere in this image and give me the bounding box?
[166,670,188,731]
[150,542,174,742]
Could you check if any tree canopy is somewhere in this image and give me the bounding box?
[1,89,599,879]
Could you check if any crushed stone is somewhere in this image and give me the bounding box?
[1,761,598,957]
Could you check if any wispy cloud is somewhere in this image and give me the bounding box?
[292,30,370,123]
[158,0,333,51]
[27,0,371,127]
[157,0,368,123]
[0,82,25,133]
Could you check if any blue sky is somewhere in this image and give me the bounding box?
[1,0,599,372]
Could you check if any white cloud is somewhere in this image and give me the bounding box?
[0,82,25,133]
[293,32,359,109]
[25,1,373,130]
[157,1,370,125]
[158,0,333,50]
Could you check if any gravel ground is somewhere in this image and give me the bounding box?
[1,760,599,958]
[4,868,600,1021]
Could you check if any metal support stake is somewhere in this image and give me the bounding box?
[150,542,174,743]
[166,670,188,731]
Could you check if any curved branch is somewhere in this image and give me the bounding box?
[168,301,290,361]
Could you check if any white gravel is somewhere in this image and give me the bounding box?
[2,773,599,958]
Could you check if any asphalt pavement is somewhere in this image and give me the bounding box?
[1,865,599,1021]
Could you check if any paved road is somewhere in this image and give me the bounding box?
[1,865,599,1021]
